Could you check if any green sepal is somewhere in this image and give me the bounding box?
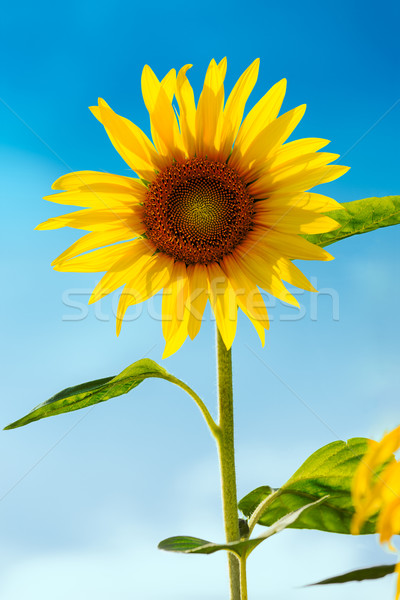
[304,195,400,248]
[308,564,397,586]
[5,359,175,429]
[159,497,328,558]
[239,438,379,535]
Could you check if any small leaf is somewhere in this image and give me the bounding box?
[239,438,378,534]
[5,359,176,429]
[308,564,397,585]
[304,195,400,248]
[158,536,245,556]
[158,536,213,553]
[158,497,328,558]
[239,486,276,520]
[238,518,250,538]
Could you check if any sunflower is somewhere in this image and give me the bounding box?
[351,426,400,600]
[352,426,400,542]
[38,58,348,357]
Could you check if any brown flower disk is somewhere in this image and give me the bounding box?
[143,157,254,264]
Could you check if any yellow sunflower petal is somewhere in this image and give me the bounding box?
[36,205,144,232]
[235,248,300,307]
[51,227,136,265]
[218,57,227,79]
[221,254,270,342]
[242,244,316,292]
[44,186,145,209]
[250,161,349,197]
[176,64,197,156]
[207,263,238,350]
[195,59,225,159]
[241,311,266,345]
[186,264,209,340]
[162,262,191,358]
[90,100,161,180]
[369,427,400,468]
[379,463,400,506]
[244,230,333,262]
[219,59,260,159]
[51,171,143,192]
[377,498,400,545]
[140,66,166,155]
[352,444,379,508]
[254,206,340,234]
[141,65,185,160]
[266,138,331,171]
[256,151,340,186]
[354,426,400,501]
[89,239,155,303]
[233,105,307,180]
[271,255,316,292]
[162,261,189,343]
[162,319,189,358]
[232,78,287,157]
[160,68,177,103]
[260,191,344,213]
[53,240,144,273]
[116,252,173,335]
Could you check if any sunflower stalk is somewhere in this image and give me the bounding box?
[216,328,245,600]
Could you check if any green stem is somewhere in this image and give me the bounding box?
[165,375,220,439]
[240,555,248,600]
[215,328,241,600]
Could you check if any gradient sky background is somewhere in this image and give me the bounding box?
[1,0,400,598]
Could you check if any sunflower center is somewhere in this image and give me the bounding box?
[143,157,254,264]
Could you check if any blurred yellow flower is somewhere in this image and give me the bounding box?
[352,426,400,599]
[38,58,348,356]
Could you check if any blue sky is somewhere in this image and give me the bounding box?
[1,0,400,598]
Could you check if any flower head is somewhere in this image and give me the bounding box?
[38,58,348,356]
[352,426,400,599]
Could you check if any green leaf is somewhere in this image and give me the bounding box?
[158,536,214,553]
[308,564,397,585]
[239,486,276,518]
[303,195,400,247]
[159,497,328,558]
[5,359,175,429]
[239,438,378,535]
